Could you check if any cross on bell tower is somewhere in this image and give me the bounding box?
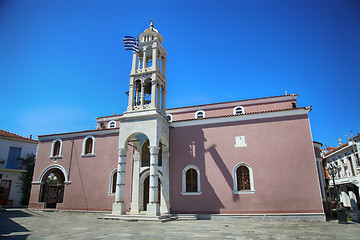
[127,20,167,114]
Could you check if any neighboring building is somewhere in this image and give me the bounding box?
[313,142,329,211]
[29,21,325,221]
[0,129,38,207]
[322,135,360,210]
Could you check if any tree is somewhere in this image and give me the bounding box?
[18,153,36,206]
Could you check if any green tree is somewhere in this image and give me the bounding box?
[18,153,36,206]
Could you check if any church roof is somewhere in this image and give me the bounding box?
[0,129,38,143]
[172,106,310,123]
[167,94,298,111]
[96,94,298,120]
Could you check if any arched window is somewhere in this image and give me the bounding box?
[233,106,245,115]
[109,169,117,194]
[50,139,62,159]
[158,142,162,167]
[108,121,116,128]
[195,110,205,119]
[233,163,255,194]
[166,114,173,122]
[134,80,141,106]
[141,140,150,167]
[82,136,95,156]
[182,165,201,195]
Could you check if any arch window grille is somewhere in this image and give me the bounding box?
[108,121,116,128]
[195,110,205,119]
[82,136,95,156]
[186,168,197,192]
[234,106,245,115]
[236,166,250,191]
[53,141,60,156]
[233,163,255,194]
[166,114,172,122]
[50,139,63,159]
[182,165,201,195]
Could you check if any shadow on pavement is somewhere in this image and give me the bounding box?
[0,209,32,238]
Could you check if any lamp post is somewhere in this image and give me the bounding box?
[327,165,339,208]
[327,165,347,223]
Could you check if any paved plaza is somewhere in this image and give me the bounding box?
[1,209,360,240]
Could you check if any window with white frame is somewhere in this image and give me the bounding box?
[182,165,201,195]
[50,139,63,159]
[195,110,205,119]
[108,121,116,128]
[233,106,245,115]
[166,114,173,122]
[82,136,95,156]
[233,163,255,194]
[109,169,117,194]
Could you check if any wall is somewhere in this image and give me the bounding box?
[170,113,324,214]
[0,137,37,207]
[0,138,37,168]
[29,131,128,212]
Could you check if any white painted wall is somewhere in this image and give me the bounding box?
[0,137,37,207]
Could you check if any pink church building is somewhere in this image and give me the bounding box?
[29,22,325,221]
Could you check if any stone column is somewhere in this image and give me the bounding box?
[140,82,145,109]
[152,44,157,71]
[147,146,160,216]
[162,57,166,76]
[130,152,141,214]
[112,148,127,215]
[161,150,170,214]
[150,78,157,109]
[127,81,134,112]
[161,86,166,113]
[157,84,161,110]
[142,48,147,71]
[131,52,138,74]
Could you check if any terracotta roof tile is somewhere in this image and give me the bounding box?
[167,94,298,111]
[0,129,38,143]
[38,127,119,138]
[172,107,310,123]
[324,143,349,157]
[96,94,298,119]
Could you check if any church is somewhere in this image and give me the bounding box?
[29,22,325,221]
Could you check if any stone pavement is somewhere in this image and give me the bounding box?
[1,209,360,240]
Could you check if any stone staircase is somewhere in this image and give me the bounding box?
[101,213,177,222]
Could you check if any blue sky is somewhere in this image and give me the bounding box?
[0,0,359,148]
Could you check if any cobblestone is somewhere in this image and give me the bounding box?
[1,209,360,240]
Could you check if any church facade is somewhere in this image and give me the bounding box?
[29,22,325,221]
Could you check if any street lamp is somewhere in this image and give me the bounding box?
[327,164,347,223]
[327,165,339,208]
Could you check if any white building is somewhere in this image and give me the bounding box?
[323,134,360,210]
[0,129,38,207]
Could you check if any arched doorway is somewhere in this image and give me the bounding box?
[39,169,65,209]
[142,175,161,211]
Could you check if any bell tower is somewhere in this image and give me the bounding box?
[126,20,167,114]
[112,21,170,218]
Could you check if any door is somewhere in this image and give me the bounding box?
[142,176,161,211]
[6,147,22,169]
[0,180,12,206]
[43,185,64,208]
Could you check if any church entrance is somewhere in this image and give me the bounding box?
[142,175,161,211]
[40,169,65,209]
